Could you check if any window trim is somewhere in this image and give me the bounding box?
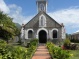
[39,14,46,27]
[39,3,45,11]
[28,30,33,39]
[51,28,58,39]
[26,29,34,39]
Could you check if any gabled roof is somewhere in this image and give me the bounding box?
[44,12,62,27]
[24,12,40,27]
[24,11,62,28]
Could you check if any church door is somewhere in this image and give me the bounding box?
[39,30,47,43]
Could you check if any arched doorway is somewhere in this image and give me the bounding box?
[39,30,47,43]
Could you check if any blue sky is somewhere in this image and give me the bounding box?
[1,0,79,34]
[4,0,79,15]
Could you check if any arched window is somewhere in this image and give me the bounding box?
[28,30,33,38]
[53,30,57,38]
[41,16,44,26]
[39,14,46,27]
[40,3,45,11]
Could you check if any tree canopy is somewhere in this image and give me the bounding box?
[0,11,20,42]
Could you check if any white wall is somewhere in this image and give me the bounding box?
[62,27,66,39]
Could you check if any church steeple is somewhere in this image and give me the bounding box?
[36,0,47,13]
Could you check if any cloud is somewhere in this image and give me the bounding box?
[0,0,33,25]
[8,4,32,24]
[8,4,34,24]
[0,0,10,13]
[0,0,79,33]
[48,7,79,33]
[48,7,79,29]
[22,16,34,24]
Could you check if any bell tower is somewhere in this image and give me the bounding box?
[36,0,47,13]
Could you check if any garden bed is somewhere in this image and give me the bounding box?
[46,42,71,59]
[0,39,38,59]
[26,39,38,59]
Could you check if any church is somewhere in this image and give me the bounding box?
[21,0,66,44]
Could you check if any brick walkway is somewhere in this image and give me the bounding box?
[32,44,51,59]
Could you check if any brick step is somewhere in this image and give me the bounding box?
[32,44,51,59]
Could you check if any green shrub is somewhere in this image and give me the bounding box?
[26,39,38,59]
[64,39,70,46]
[64,38,71,49]
[0,45,27,59]
[26,39,38,48]
[0,40,7,48]
[30,39,38,46]
[0,39,38,59]
[46,42,70,59]
[0,40,27,59]
[0,40,7,44]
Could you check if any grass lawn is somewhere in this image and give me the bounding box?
[70,50,79,59]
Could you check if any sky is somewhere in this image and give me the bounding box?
[0,0,79,34]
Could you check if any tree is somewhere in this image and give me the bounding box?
[0,11,20,43]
